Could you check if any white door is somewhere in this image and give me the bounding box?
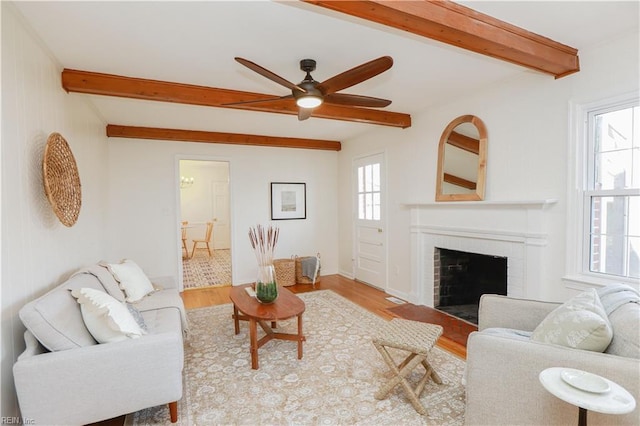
[211,179,230,249]
[353,153,387,289]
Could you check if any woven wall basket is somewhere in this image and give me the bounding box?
[42,132,82,227]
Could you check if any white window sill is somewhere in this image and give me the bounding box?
[562,274,640,292]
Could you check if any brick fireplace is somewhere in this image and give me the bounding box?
[434,248,507,323]
[408,199,557,307]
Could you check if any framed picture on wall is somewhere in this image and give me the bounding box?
[271,182,306,220]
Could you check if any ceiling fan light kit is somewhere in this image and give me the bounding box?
[294,59,323,108]
[296,96,322,108]
[233,56,393,121]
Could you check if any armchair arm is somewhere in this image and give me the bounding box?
[478,294,560,331]
[465,331,640,425]
[13,330,183,425]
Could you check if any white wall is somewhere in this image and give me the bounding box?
[338,30,640,303]
[1,3,109,416]
[106,140,339,287]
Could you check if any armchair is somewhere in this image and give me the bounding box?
[465,293,639,425]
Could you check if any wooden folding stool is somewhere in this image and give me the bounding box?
[372,318,443,415]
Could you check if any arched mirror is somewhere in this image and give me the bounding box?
[435,115,487,201]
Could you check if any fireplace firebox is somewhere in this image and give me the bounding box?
[434,248,507,324]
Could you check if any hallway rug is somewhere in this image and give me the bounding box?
[127,290,466,425]
[182,249,232,289]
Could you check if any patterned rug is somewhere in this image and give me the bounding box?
[182,249,232,289]
[127,290,466,425]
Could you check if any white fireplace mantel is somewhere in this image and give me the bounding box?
[403,199,557,209]
[407,199,558,307]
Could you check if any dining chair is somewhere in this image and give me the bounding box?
[181,221,189,258]
[191,221,214,258]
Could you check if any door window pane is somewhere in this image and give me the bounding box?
[357,162,381,221]
[373,192,381,220]
[365,164,373,192]
[372,163,380,191]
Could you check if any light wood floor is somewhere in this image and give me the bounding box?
[182,274,467,358]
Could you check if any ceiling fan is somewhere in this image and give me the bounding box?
[229,56,393,121]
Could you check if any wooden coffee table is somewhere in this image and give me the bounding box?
[229,284,306,369]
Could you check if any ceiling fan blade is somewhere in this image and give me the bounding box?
[223,95,293,106]
[298,107,313,121]
[317,56,393,95]
[324,93,391,108]
[235,57,305,93]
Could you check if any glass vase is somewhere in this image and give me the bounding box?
[255,264,278,304]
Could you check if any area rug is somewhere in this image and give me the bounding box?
[182,249,232,289]
[127,290,466,425]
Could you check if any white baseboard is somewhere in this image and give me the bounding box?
[338,270,354,280]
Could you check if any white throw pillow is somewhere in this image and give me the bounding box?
[531,288,613,352]
[71,287,146,343]
[106,259,155,302]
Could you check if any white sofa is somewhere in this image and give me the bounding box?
[465,288,639,425]
[13,263,187,425]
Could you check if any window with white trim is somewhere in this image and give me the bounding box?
[579,98,639,282]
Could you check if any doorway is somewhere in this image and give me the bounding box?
[179,159,232,289]
[352,152,387,289]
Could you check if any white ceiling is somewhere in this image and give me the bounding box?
[13,1,640,142]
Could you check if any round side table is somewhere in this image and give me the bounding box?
[539,367,636,426]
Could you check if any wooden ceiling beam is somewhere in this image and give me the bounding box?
[302,0,579,78]
[62,69,411,128]
[106,124,342,151]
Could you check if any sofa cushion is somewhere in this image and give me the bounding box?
[105,259,155,302]
[531,288,613,352]
[141,306,183,335]
[19,274,101,351]
[140,306,185,366]
[605,302,640,358]
[82,263,126,302]
[134,288,190,337]
[71,287,146,343]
